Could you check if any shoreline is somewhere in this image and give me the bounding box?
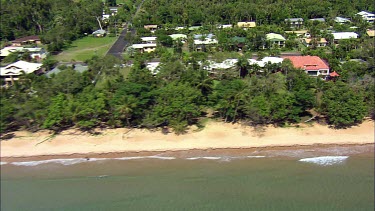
[1,120,374,161]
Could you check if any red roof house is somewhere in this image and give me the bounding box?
[282,56,330,77]
[329,71,340,77]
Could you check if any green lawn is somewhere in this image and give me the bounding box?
[52,36,117,62]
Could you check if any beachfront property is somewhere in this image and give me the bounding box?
[193,34,218,51]
[11,35,41,46]
[0,47,47,61]
[144,25,158,33]
[0,60,43,86]
[169,34,187,42]
[309,18,325,22]
[366,29,374,37]
[131,43,157,53]
[92,29,106,37]
[146,62,160,75]
[334,17,351,24]
[141,37,157,44]
[265,33,286,48]
[285,30,309,37]
[248,57,284,69]
[46,62,88,78]
[331,32,358,44]
[356,11,375,23]
[237,21,256,29]
[283,55,330,77]
[303,38,328,48]
[285,18,304,28]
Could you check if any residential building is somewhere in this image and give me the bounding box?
[217,24,233,29]
[366,29,374,37]
[0,47,47,60]
[248,57,284,68]
[303,38,328,47]
[230,36,247,50]
[169,34,187,42]
[131,43,157,53]
[141,37,157,44]
[309,18,325,22]
[331,32,358,44]
[334,17,351,24]
[46,62,88,78]
[146,62,160,75]
[237,22,256,29]
[144,25,158,33]
[202,59,238,73]
[193,34,218,51]
[285,18,304,28]
[92,29,106,37]
[11,36,41,46]
[266,33,286,48]
[282,56,330,77]
[188,26,202,31]
[356,11,375,23]
[0,61,43,85]
[285,30,309,37]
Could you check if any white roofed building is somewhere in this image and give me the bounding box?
[332,32,358,44]
[0,61,43,86]
[0,47,47,60]
[248,57,284,68]
[131,43,157,53]
[141,37,157,44]
[357,11,375,23]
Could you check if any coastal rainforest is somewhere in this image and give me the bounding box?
[0,0,374,134]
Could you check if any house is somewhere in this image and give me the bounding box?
[303,38,327,47]
[309,18,325,22]
[92,29,106,37]
[285,18,304,28]
[109,7,118,16]
[0,47,47,60]
[366,30,374,37]
[202,59,238,73]
[11,36,41,46]
[237,22,256,29]
[282,56,330,77]
[46,62,88,78]
[188,26,202,31]
[0,61,43,85]
[193,34,218,51]
[141,37,157,44]
[331,32,358,44]
[144,25,158,33]
[266,33,286,48]
[285,30,309,37]
[146,62,160,75]
[334,17,351,24]
[217,24,233,29]
[230,37,247,50]
[131,43,157,53]
[248,57,284,68]
[356,11,375,23]
[169,34,187,41]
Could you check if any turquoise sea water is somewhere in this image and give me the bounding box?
[1,146,374,211]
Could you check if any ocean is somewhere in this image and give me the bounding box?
[1,145,374,211]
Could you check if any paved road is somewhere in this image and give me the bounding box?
[106,0,146,60]
[106,28,129,60]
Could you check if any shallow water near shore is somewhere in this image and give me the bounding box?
[1,146,374,211]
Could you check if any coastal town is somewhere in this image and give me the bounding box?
[0,0,373,135]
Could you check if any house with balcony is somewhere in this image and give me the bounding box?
[0,61,43,86]
[237,22,256,29]
[141,37,157,44]
[331,32,358,44]
[11,36,41,46]
[282,56,330,77]
[285,18,304,28]
[303,38,328,48]
[144,25,158,33]
[357,11,375,23]
[131,43,157,53]
[265,33,286,48]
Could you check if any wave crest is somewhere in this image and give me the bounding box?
[299,156,349,166]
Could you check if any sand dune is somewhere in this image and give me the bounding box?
[1,120,374,158]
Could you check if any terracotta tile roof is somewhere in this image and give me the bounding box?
[329,71,340,77]
[282,56,329,70]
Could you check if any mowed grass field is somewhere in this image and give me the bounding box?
[52,36,117,62]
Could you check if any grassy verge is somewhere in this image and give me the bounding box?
[51,36,117,62]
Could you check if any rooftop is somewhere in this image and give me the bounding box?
[0,61,43,76]
[266,33,286,41]
[282,56,329,70]
[11,35,40,43]
[332,32,358,39]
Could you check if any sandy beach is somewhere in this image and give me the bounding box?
[1,120,374,159]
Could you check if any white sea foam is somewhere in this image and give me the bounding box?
[0,162,8,165]
[299,156,349,166]
[186,156,222,160]
[115,156,146,160]
[11,158,89,166]
[246,156,266,158]
[146,155,176,160]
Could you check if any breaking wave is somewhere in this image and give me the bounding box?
[186,155,266,161]
[0,162,8,165]
[299,156,349,166]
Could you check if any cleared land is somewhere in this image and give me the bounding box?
[52,36,117,62]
